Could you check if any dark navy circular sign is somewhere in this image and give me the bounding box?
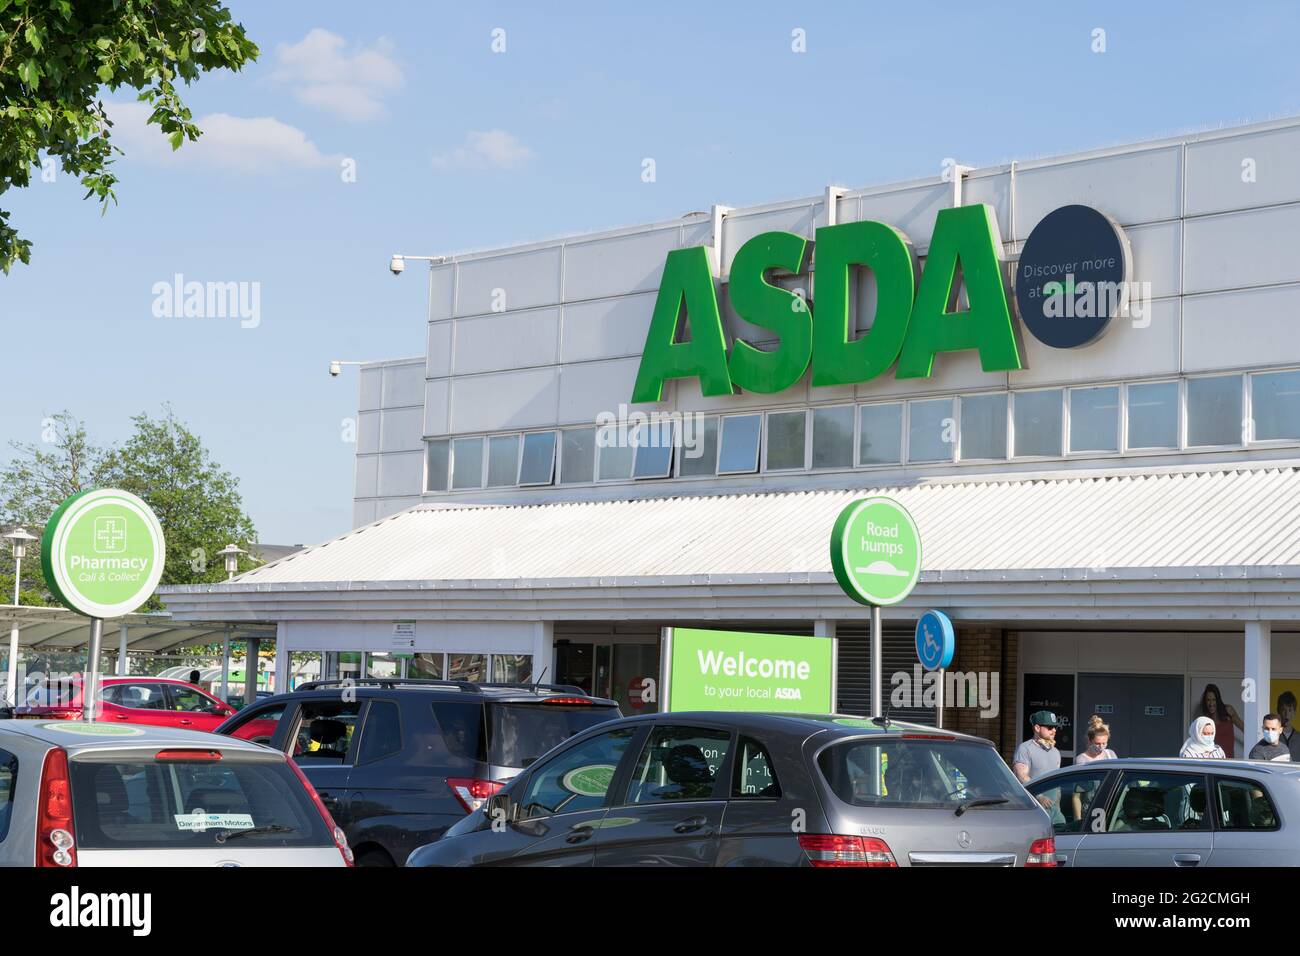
[1015,205,1130,349]
[915,610,955,671]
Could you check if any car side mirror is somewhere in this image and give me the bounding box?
[485,792,518,824]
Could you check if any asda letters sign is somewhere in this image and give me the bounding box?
[632,203,1128,403]
[662,627,835,714]
[41,488,165,618]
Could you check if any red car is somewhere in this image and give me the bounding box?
[14,676,267,739]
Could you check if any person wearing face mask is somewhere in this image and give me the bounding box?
[1248,713,1292,761]
[1180,715,1226,758]
[1074,715,1117,764]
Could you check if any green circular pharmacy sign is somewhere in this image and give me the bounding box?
[41,488,165,619]
[830,496,922,607]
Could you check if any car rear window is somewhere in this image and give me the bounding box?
[488,702,620,769]
[69,754,332,849]
[0,748,15,843]
[817,738,1035,810]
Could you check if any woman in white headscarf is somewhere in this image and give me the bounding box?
[1180,715,1226,758]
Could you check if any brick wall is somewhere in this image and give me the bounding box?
[945,626,1019,762]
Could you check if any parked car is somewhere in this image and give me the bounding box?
[0,720,352,867]
[213,678,622,866]
[14,676,242,734]
[406,712,1055,867]
[1026,756,1300,866]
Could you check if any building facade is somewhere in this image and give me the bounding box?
[164,117,1300,761]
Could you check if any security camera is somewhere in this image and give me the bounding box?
[389,255,405,276]
[328,360,341,377]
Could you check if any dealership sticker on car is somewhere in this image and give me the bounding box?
[562,764,616,797]
[40,722,144,737]
[174,813,255,833]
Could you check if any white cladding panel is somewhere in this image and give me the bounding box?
[377,451,423,498]
[721,202,819,276]
[358,366,383,412]
[428,264,455,322]
[453,307,560,375]
[561,295,656,364]
[381,362,425,408]
[354,454,378,499]
[849,181,955,250]
[1010,299,1180,388]
[557,356,646,424]
[356,410,380,455]
[1124,219,1182,300]
[450,367,560,432]
[1183,285,1300,372]
[1014,145,1183,233]
[1185,125,1300,217]
[426,321,451,379]
[563,227,680,302]
[423,379,450,437]
[454,246,561,318]
[1183,204,1300,294]
[379,406,423,454]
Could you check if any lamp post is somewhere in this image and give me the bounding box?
[4,528,36,708]
[216,543,247,581]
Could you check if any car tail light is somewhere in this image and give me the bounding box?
[36,748,76,868]
[286,758,353,866]
[1026,837,1057,867]
[447,777,503,813]
[540,697,594,705]
[799,834,897,868]
[155,749,222,762]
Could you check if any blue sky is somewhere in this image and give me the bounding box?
[4,0,1299,544]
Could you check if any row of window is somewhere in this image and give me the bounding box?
[327,650,533,684]
[421,369,1300,492]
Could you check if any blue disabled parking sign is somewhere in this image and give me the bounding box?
[915,610,955,671]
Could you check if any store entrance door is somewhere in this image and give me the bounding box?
[1076,674,1184,758]
[555,641,660,714]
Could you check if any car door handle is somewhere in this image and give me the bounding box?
[178,719,193,726]
[114,714,130,721]
[565,824,596,845]
[673,815,709,834]
[1173,853,1201,867]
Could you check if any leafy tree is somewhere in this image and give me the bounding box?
[0,0,258,272]
[0,407,259,609]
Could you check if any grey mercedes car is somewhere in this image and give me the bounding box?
[406,711,1055,867]
[1026,757,1300,866]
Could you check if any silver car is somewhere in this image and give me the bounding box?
[1026,757,1300,866]
[0,719,352,867]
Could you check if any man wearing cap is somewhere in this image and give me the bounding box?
[1013,710,1062,784]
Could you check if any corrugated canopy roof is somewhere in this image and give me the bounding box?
[222,465,1300,587]
[0,606,275,652]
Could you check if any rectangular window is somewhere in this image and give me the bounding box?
[1106,772,1208,832]
[409,653,444,679]
[678,415,718,477]
[908,398,953,463]
[490,654,533,683]
[357,700,402,764]
[1216,777,1279,830]
[451,437,484,489]
[1187,375,1243,447]
[1030,771,1108,835]
[858,403,902,465]
[632,421,675,479]
[447,653,488,682]
[1126,381,1179,449]
[718,414,761,474]
[560,427,596,484]
[292,701,362,765]
[425,440,449,492]
[1251,370,1300,441]
[0,747,14,843]
[766,410,807,470]
[518,431,557,485]
[624,726,731,804]
[1069,386,1120,453]
[812,405,855,470]
[959,393,1007,460]
[597,426,633,480]
[1013,389,1063,457]
[733,737,780,799]
[486,435,520,487]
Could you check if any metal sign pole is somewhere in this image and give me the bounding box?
[84,618,103,723]
[871,604,882,719]
[937,667,945,729]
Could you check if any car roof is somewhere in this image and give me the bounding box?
[1035,757,1300,782]
[0,719,276,756]
[602,711,997,745]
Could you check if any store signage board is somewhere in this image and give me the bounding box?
[42,488,166,619]
[661,627,836,714]
[830,497,922,607]
[631,203,1130,403]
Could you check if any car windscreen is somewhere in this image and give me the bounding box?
[69,755,332,849]
[488,703,620,769]
[817,738,1035,811]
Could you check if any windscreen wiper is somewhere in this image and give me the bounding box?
[214,824,297,843]
[954,797,1008,817]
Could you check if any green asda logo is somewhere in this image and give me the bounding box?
[631,203,1021,403]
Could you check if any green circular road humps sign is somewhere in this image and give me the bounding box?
[830,496,922,606]
[41,488,165,619]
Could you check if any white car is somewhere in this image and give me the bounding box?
[0,720,352,867]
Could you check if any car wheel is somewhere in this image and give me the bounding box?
[355,849,395,867]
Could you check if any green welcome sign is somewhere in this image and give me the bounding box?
[830,497,922,606]
[41,488,166,619]
[632,203,1021,402]
[662,627,836,714]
